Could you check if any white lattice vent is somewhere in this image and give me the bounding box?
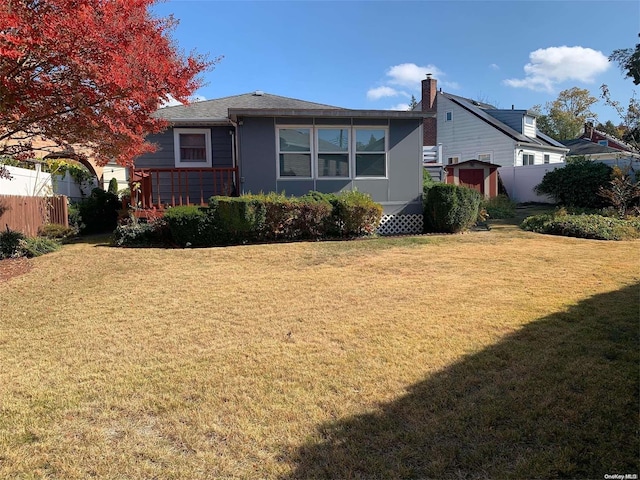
[377,214,423,236]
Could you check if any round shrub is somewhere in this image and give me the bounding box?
[424,184,482,233]
[0,228,26,259]
[534,159,612,208]
[112,218,170,247]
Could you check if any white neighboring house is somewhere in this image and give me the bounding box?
[101,161,129,192]
[419,77,569,168]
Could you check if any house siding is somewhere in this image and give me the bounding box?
[134,126,233,168]
[237,116,422,214]
[438,95,517,167]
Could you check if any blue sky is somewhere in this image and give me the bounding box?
[153,0,639,123]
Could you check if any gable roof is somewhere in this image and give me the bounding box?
[582,124,635,152]
[441,93,567,151]
[561,138,635,156]
[154,92,345,123]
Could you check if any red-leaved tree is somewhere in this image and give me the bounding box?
[0,0,215,169]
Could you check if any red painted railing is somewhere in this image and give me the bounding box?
[129,167,239,209]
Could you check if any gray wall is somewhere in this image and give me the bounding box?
[135,126,234,168]
[237,116,423,214]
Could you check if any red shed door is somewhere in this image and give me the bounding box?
[459,168,484,194]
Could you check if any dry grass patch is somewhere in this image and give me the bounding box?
[0,225,638,478]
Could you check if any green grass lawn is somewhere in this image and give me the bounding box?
[0,221,638,479]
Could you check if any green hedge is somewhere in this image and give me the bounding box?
[112,191,384,248]
[163,205,217,247]
[520,213,640,241]
[209,196,266,244]
[423,184,482,233]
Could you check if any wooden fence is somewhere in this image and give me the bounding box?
[0,195,69,237]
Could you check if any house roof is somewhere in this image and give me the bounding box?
[154,92,345,124]
[441,93,567,151]
[582,125,635,152]
[561,138,634,156]
[154,92,433,124]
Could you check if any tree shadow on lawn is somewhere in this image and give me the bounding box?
[283,283,639,479]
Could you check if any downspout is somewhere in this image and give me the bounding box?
[228,119,240,195]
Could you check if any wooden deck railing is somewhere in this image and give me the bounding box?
[129,167,239,209]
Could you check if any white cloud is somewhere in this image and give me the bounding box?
[490,63,500,70]
[158,94,207,108]
[388,103,411,111]
[159,95,182,108]
[386,63,444,88]
[504,46,610,92]
[366,86,405,100]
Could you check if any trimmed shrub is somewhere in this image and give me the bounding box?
[534,159,612,208]
[521,213,640,241]
[112,217,170,247]
[424,184,482,233]
[163,205,216,247]
[333,190,383,237]
[19,237,60,257]
[481,194,516,219]
[38,223,76,241]
[209,196,266,244]
[0,228,26,259]
[77,188,120,234]
[107,177,119,195]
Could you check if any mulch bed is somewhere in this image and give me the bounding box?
[0,257,32,282]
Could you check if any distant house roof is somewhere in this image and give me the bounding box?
[155,91,432,125]
[582,124,636,152]
[561,138,634,156]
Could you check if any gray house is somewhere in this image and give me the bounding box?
[133,92,431,233]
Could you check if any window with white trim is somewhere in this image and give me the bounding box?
[522,153,535,165]
[447,156,459,165]
[355,129,386,177]
[174,128,212,167]
[276,126,387,179]
[445,111,453,122]
[544,154,550,164]
[278,128,312,177]
[317,128,349,177]
[524,115,535,126]
[477,153,492,162]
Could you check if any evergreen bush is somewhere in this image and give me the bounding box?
[424,184,482,233]
[77,188,120,234]
[209,196,266,244]
[163,205,216,247]
[0,228,26,259]
[534,159,612,208]
[107,177,119,194]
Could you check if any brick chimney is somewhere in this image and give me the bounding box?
[422,74,437,146]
